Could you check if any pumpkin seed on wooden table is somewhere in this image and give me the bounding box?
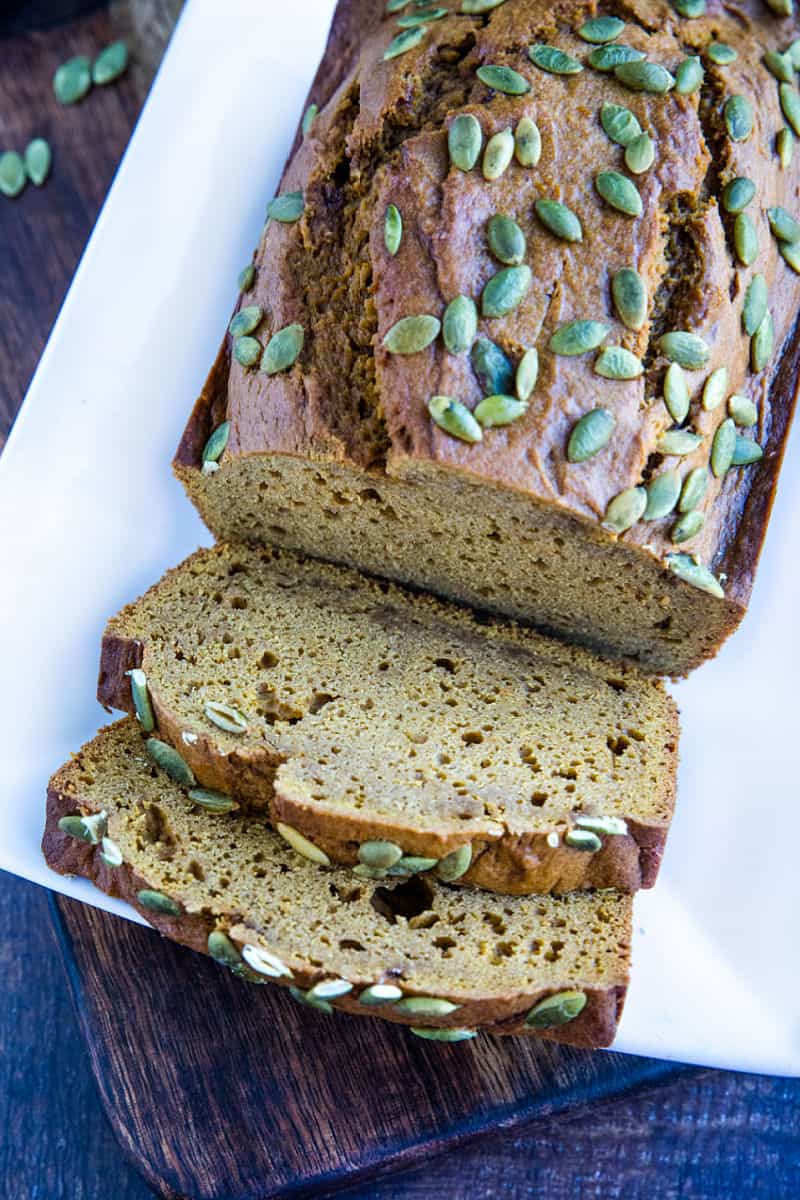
[482,128,514,180]
[729,395,757,426]
[731,436,763,465]
[679,467,709,513]
[514,117,541,166]
[674,56,704,95]
[482,265,532,317]
[659,331,710,369]
[595,346,643,379]
[383,314,441,353]
[614,61,675,94]
[612,267,647,330]
[595,171,642,217]
[702,366,728,411]
[53,55,91,105]
[528,45,583,75]
[429,396,482,443]
[567,408,615,462]
[733,212,758,266]
[600,103,642,147]
[261,324,305,374]
[476,65,530,95]
[443,295,478,353]
[526,990,587,1028]
[0,152,26,199]
[724,95,754,142]
[385,204,403,255]
[777,128,794,169]
[670,510,704,543]
[550,320,609,355]
[474,395,528,427]
[603,487,647,533]
[487,214,526,264]
[578,16,625,43]
[472,337,514,394]
[93,40,129,85]
[742,275,768,336]
[780,84,800,137]
[644,470,681,520]
[448,113,482,171]
[663,362,690,423]
[383,27,427,60]
[516,348,539,401]
[535,198,582,241]
[666,553,724,598]
[589,45,644,72]
[24,138,51,187]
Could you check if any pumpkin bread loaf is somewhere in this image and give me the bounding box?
[175,0,800,677]
[97,543,679,895]
[43,720,632,1048]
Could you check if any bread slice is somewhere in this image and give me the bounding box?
[98,543,678,895]
[43,721,631,1047]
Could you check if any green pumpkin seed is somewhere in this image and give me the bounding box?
[702,366,728,411]
[594,347,644,379]
[384,314,441,354]
[482,127,514,180]
[127,667,155,732]
[671,0,706,14]
[208,930,243,970]
[359,983,403,1005]
[614,61,675,94]
[671,510,704,543]
[234,336,261,368]
[267,192,304,223]
[411,1027,477,1042]
[261,324,304,374]
[600,102,642,147]
[659,331,710,369]
[767,205,800,243]
[534,198,582,242]
[707,42,736,66]
[397,6,447,27]
[385,204,403,255]
[474,395,528,427]
[443,296,478,354]
[514,117,541,166]
[764,51,794,84]
[644,470,681,520]
[146,738,195,785]
[23,138,51,187]
[742,275,768,337]
[387,0,410,10]
[53,56,91,105]
[238,264,255,291]
[751,311,774,373]
[448,113,482,171]
[229,306,263,337]
[721,177,755,213]
[428,396,482,443]
[550,320,609,356]
[476,65,530,95]
[460,0,507,10]
[674,56,704,95]
[472,338,514,394]
[138,890,181,917]
[711,418,736,477]
[395,996,460,1016]
[528,44,583,75]
[579,16,625,43]
[359,841,404,869]
[92,40,129,86]
[611,268,647,330]
[789,39,800,68]
[58,815,92,843]
[625,133,655,174]
[567,408,615,462]
[202,421,230,466]
[666,553,724,598]
[595,171,642,217]
[204,700,248,734]
[731,436,763,466]
[310,978,353,999]
[59,810,108,845]
[189,788,235,814]
[589,45,645,72]
[679,466,709,513]
[302,103,318,136]
[565,829,602,852]
[733,212,758,266]
[777,128,795,169]
[289,987,334,1015]
[663,363,690,423]
[526,990,587,1028]
[436,843,473,881]
[603,487,647,533]
[765,0,794,12]
[779,239,800,271]
[482,265,532,317]
[353,864,388,880]
[575,814,628,836]
[383,27,426,59]
[487,214,526,265]
[728,395,757,427]
[780,84,800,137]
[657,429,703,456]
[100,837,123,868]
[391,856,439,875]
[516,348,539,402]
[276,822,331,866]
[0,152,26,198]
[725,95,753,142]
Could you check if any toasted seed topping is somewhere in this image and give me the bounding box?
[138,889,181,917]
[614,61,675,93]
[777,128,795,169]
[528,44,583,75]
[550,320,609,356]
[443,295,478,354]
[514,117,541,166]
[472,337,514,394]
[767,205,800,243]
[146,738,195,786]
[679,466,709,513]
[389,856,440,875]
[657,429,703,456]
[535,198,583,242]
[127,668,155,732]
[482,127,514,180]
[204,700,248,734]
[721,177,756,213]
[59,810,108,845]
[780,239,800,271]
[276,822,331,866]
[589,44,645,72]
[100,836,123,868]
[565,829,602,852]
[53,56,91,105]
[261,324,304,374]
[575,814,628,836]
[24,138,52,187]
[644,470,681,521]
[202,421,230,466]
[474,394,528,428]
[733,212,758,266]
[383,314,441,354]
[234,336,261,368]
[429,396,482,443]
[728,395,758,426]
[603,487,647,533]
[208,930,244,969]
[625,132,655,174]
[487,214,526,265]
[567,408,615,462]
[229,306,263,337]
[711,418,736,477]
[411,1027,478,1041]
[310,978,353,999]
[595,346,643,379]
[289,987,334,1015]
[353,864,388,880]
[725,95,754,142]
[448,113,482,171]
[611,268,647,331]
[764,50,794,83]
[742,275,768,337]
[671,510,704,543]
[189,788,236,814]
[238,264,255,291]
[674,56,704,94]
[461,0,508,10]
[707,42,736,66]
[267,192,304,223]
[385,203,403,255]
[671,0,706,15]
[395,996,460,1016]
[58,815,93,843]
[516,348,539,402]
[702,366,728,411]
[600,102,642,147]
[751,311,774,373]
[579,16,625,43]
[476,65,530,95]
[789,39,800,68]
[387,0,410,10]
[482,265,532,317]
[359,983,404,1005]
[595,171,642,217]
[437,843,473,881]
[397,6,447,27]
[93,40,128,85]
[302,103,318,136]
[659,331,710,369]
[359,841,404,868]
[0,151,26,198]
[780,84,800,137]
[666,553,724,598]
[242,944,292,979]
[383,26,426,60]
[526,990,587,1028]
[731,436,763,466]
[663,363,690,423]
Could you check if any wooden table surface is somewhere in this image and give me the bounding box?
[1,3,799,1197]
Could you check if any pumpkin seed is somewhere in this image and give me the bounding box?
[725,95,753,142]
[600,102,642,147]
[471,338,514,394]
[751,310,774,373]
[310,978,353,999]
[428,396,482,443]
[526,990,587,1028]
[516,348,539,401]
[625,132,655,174]
[550,320,609,356]
[579,16,625,43]
[528,44,583,75]
[208,930,243,970]
[411,1027,477,1041]
[707,42,736,65]
[763,50,794,84]
[663,363,690,423]
[476,65,530,95]
[238,264,255,291]
[733,212,758,266]
[276,822,331,866]
[565,829,602,852]
[127,667,155,732]
[611,268,647,330]
[482,127,514,180]
[436,843,473,881]
[731,436,763,466]
[58,810,108,845]
[383,27,426,59]
[487,214,526,265]
[267,192,304,223]
[671,0,705,14]
[514,117,541,166]
[567,408,615,462]
[679,466,709,512]
[387,0,410,10]
[742,275,768,337]
[395,996,460,1016]
[595,171,642,217]
[302,103,318,136]
[390,856,440,875]
[385,204,403,255]
[58,815,92,843]
[644,470,681,520]
[790,39,800,68]
[594,346,644,379]
[666,553,724,598]
[189,788,235,814]
[534,198,583,242]
[765,0,794,12]
[202,421,230,465]
[575,815,628,836]
[614,61,675,94]
[589,45,645,72]
[93,40,129,85]
[146,738,195,786]
[443,296,478,354]
[702,366,728,411]
[204,700,248,734]
[777,128,795,169]
[546,831,560,848]
[603,487,647,533]
[779,239,800,271]
[657,429,703,456]
[474,395,528,427]
[384,314,441,354]
[448,113,482,171]
[53,56,91,105]
[138,890,181,917]
[461,0,508,10]
[100,837,123,868]
[397,6,447,27]
[482,265,532,317]
[674,56,704,95]
[671,509,705,543]
[353,864,388,880]
[711,418,736,477]
[659,331,710,369]
[359,983,404,1005]
[24,139,52,187]
[359,841,404,868]
[780,84,800,137]
[242,944,292,979]
[721,176,755,213]
[0,152,26,198]
[767,205,800,243]
[261,324,304,374]
[728,395,757,427]
[229,306,263,337]
[289,987,334,1015]
[234,336,261,368]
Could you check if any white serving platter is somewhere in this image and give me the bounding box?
[0,0,797,1077]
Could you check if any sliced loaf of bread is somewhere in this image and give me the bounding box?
[44,721,631,1047]
[98,544,679,895]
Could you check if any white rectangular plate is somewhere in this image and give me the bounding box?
[1,0,797,1077]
